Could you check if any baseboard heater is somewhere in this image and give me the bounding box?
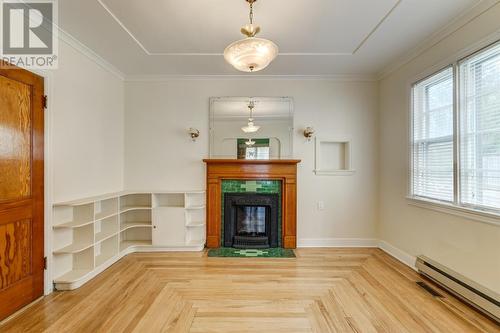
[416,256,499,322]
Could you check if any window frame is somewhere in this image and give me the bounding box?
[407,39,500,226]
[410,65,456,204]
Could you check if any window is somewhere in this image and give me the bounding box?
[411,67,454,202]
[410,41,500,215]
[459,43,500,210]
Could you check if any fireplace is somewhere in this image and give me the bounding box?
[224,193,279,248]
[204,159,300,248]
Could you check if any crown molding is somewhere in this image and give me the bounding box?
[58,28,126,80]
[377,0,499,80]
[124,74,378,82]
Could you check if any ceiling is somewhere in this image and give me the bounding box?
[58,0,483,77]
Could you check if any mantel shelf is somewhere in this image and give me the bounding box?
[203,159,301,165]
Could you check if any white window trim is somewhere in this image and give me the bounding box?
[407,33,500,226]
[406,196,500,227]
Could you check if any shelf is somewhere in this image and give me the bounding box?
[53,191,206,290]
[53,242,93,254]
[120,206,151,213]
[121,222,152,231]
[155,205,184,208]
[186,222,205,228]
[185,192,205,208]
[185,205,205,210]
[53,219,94,229]
[54,269,92,283]
[120,194,151,211]
[153,193,185,208]
[95,211,119,221]
[120,240,152,252]
[95,229,118,243]
[53,203,94,229]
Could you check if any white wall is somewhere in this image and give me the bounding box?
[50,42,124,202]
[379,4,500,293]
[124,79,379,243]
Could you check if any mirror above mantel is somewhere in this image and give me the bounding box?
[209,97,294,159]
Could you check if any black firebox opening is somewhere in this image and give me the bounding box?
[224,193,279,248]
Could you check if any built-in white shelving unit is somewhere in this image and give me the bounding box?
[52,191,205,290]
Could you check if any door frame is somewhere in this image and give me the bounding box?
[29,69,53,295]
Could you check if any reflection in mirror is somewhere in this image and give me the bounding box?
[209,97,294,159]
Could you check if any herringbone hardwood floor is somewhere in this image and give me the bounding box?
[1,248,498,332]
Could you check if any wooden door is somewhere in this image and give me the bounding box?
[0,66,44,321]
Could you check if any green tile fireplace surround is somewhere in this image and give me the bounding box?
[221,180,282,248]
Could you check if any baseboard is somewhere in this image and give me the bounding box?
[297,238,417,271]
[297,238,379,248]
[378,240,417,270]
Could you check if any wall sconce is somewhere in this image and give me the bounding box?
[188,128,200,141]
[303,127,315,141]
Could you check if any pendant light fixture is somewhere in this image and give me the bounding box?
[241,101,260,133]
[224,0,278,72]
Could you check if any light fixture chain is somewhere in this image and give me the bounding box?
[249,1,254,24]
[225,0,278,72]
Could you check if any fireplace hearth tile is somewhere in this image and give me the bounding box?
[207,247,295,258]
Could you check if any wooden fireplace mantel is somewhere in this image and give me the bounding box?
[203,159,301,249]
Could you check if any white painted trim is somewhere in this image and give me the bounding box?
[95,0,152,56]
[378,0,499,80]
[297,238,417,272]
[407,197,500,227]
[57,28,125,80]
[42,71,54,295]
[124,74,378,82]
[352,0,402,54]
[27,69,55,296]
[378,240,417,270]
[297,238,378,248]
